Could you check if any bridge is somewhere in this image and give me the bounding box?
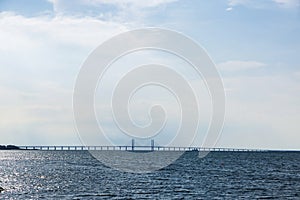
[18,139,268,152]
[17,145,267,152]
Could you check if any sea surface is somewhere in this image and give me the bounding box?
[0,150,299,199]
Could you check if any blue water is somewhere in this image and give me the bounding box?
[0,151,299,199]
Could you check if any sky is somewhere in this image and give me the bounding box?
[0,0,300,149]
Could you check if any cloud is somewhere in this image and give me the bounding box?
[228,0,250,6]
[0,12,130,145]
[220,72,300,149]
[0,12,128,51]
[228,0,300,8]
[1,1,299,149]
[45,0,181,27]
[48,0,178,9]
[273,0,300,7]
[47,0,178,22]
[217,60,266,71]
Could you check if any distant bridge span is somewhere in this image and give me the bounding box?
[18,145,267,152]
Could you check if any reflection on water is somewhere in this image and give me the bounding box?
[90,150,184,173]
[0,151,299,199]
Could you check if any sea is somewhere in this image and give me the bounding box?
[0,150,299,199]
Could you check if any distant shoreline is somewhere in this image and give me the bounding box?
[0,145,20,150]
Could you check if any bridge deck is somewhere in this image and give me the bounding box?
[17,146,268,152]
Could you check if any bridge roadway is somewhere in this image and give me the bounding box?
[18,145,268,152]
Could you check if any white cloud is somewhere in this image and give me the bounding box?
[1,2,299,149]
[217,60,266,71]
[228,0,250,6]
[0,12,129,145]
[228,0,299,8]
[0,12,128,51]
[48,0,178,9]
[47,0,178,22]
[220,73,300,149]
[273,0,300,7]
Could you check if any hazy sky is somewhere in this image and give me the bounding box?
[0,0,300,149]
